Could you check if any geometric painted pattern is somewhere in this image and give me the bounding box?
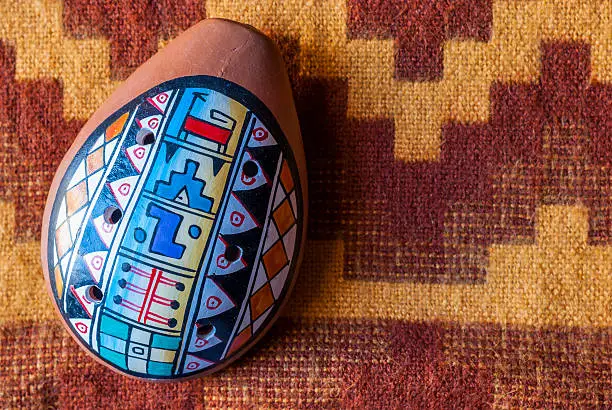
[52,113,129,296]
[225,159,298,357]
[44,78,303,380]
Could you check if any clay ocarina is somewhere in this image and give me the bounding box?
[41,19,307,380]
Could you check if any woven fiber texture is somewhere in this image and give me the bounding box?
[0,0,611,408]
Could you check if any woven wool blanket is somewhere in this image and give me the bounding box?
[0,1,610,408]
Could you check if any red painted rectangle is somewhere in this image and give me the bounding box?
[184,116,231,145]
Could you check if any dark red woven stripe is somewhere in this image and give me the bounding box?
[1,319,609,408]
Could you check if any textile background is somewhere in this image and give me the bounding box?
[0,0,610,408]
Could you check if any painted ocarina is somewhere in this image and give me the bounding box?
[41,19,307,380]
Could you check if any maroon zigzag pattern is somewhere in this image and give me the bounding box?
[0,42,83,241]
[63,0,204,79]
[298,42,611,282]
[347,0,493,80]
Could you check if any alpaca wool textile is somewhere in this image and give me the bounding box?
[0,0,610,408]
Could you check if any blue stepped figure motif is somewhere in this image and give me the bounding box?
[146,203,185,259]
[154,159,214,213]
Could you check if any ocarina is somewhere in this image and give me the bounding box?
[41,19,307,380]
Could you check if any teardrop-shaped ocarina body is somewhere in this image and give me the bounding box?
[41,19,306,380]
